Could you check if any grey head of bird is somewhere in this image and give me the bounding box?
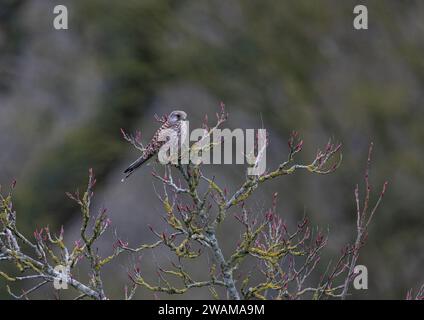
[168,110,187,124]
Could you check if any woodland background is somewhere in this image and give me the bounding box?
[0,0,423,299]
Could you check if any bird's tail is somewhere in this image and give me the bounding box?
[121,156,149,182]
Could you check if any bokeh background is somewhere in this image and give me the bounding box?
[1,0,423,299]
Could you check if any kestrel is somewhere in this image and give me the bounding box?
[122,110,188,181]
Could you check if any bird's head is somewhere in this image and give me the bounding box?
[168,110,187,124]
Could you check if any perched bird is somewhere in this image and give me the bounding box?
[122,110,187,181]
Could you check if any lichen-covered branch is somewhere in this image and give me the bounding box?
[0,170,159,300]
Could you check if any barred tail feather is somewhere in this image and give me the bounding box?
[121,156,149,182]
